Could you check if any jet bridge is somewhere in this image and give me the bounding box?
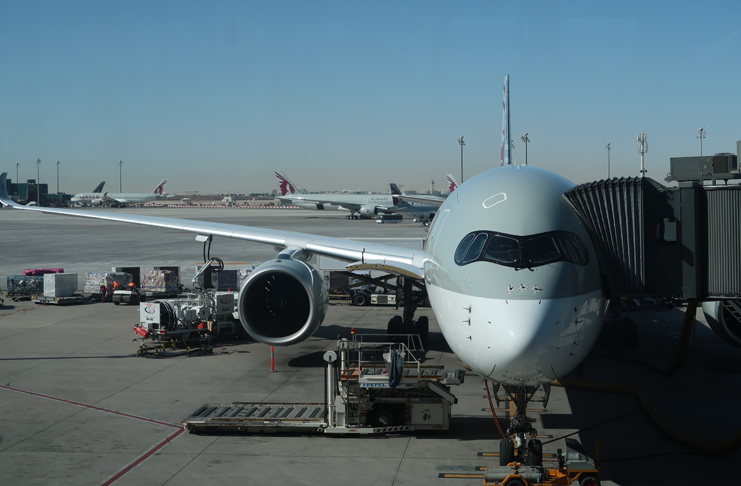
[563,151,741,347]
[563,151,741,301]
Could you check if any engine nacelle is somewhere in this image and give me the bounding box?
[358,205,388,218]
[238,258,328,346]
[702,300,741,348]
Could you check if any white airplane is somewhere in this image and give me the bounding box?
[0,76,607,462]
[95,179,170,206]
[69,180,106,206]
[276,171,439,220]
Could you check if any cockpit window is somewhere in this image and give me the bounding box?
[454,230,589,268]
[454,233,475,263]
[484,235,520,265]
[461,233,488,264]
[523,234,561,266]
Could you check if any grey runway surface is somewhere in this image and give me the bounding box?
[1,206,740,486]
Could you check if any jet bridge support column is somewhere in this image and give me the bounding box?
[679,182,703,299]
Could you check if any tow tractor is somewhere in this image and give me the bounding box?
[134,256,242,356]
[181,333,465,434]
[482,438,601,486]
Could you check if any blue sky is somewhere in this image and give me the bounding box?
[1,1,739,194]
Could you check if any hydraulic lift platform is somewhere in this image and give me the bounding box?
[182,335,465,435]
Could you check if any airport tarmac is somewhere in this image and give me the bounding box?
[1,206,741,486]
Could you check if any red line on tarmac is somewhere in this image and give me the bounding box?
[0,385,179,429]
[0,385,186,485]
[99,428,185,486]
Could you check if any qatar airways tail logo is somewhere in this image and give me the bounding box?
[275,173,295,196]
[447,176,458,193]
[153,180,167,195]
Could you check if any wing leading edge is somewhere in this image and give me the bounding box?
[0,172,425,276]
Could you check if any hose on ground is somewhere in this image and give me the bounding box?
[484,379,506,439]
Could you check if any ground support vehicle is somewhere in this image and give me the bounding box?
[182,335,465,434]
[134,290,240,354]
[32,293,88,306]
[483,438,600,486]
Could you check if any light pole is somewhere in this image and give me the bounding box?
[16,162,19,185]
[36,158,41,205]
[56,160,60,194]
[119,160,123,192]
[637,133,648,178]
[458,136,465,183]
[697,127,706,156]
[605,143,611,179]
[520,133,530,165]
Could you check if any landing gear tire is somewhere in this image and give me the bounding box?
[499,438,515,466]
[387,316,402,336]
[527,439,543,466]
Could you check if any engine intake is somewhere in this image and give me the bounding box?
[238,258,328,346]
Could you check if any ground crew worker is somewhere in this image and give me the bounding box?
[127,282,139,304]
[100,283,107,303]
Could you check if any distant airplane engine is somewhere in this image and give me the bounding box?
[358,205,390,218]
[702,300,741,348]
[238,258,328,346]
[91,199,103,206]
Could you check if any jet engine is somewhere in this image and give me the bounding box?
[358,205,391,218]
[702,300,741,348]
[238,257,328,346]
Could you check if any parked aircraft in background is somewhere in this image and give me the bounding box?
[85,179,171,207]
[275,171,435,220]
[69,181,107,206]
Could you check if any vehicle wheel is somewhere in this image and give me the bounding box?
[113,301,119,305]
[351,292,369,306]
[499,438,515,466]
[387,316,402,336]
[527,439,543,466]
[579,476,600,486]
[504,479,525,486]
[373,410,394,427]
[413,316,429,348]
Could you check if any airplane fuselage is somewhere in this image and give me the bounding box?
[424,165,606,385]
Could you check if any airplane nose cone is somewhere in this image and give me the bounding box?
[475,300,561,384]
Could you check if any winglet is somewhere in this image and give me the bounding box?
[500,74,511,166]
[0,172,20,207]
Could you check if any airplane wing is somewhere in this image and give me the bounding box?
[291,196,355,209]
[0,172,424,278]
[390,193,446,207]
